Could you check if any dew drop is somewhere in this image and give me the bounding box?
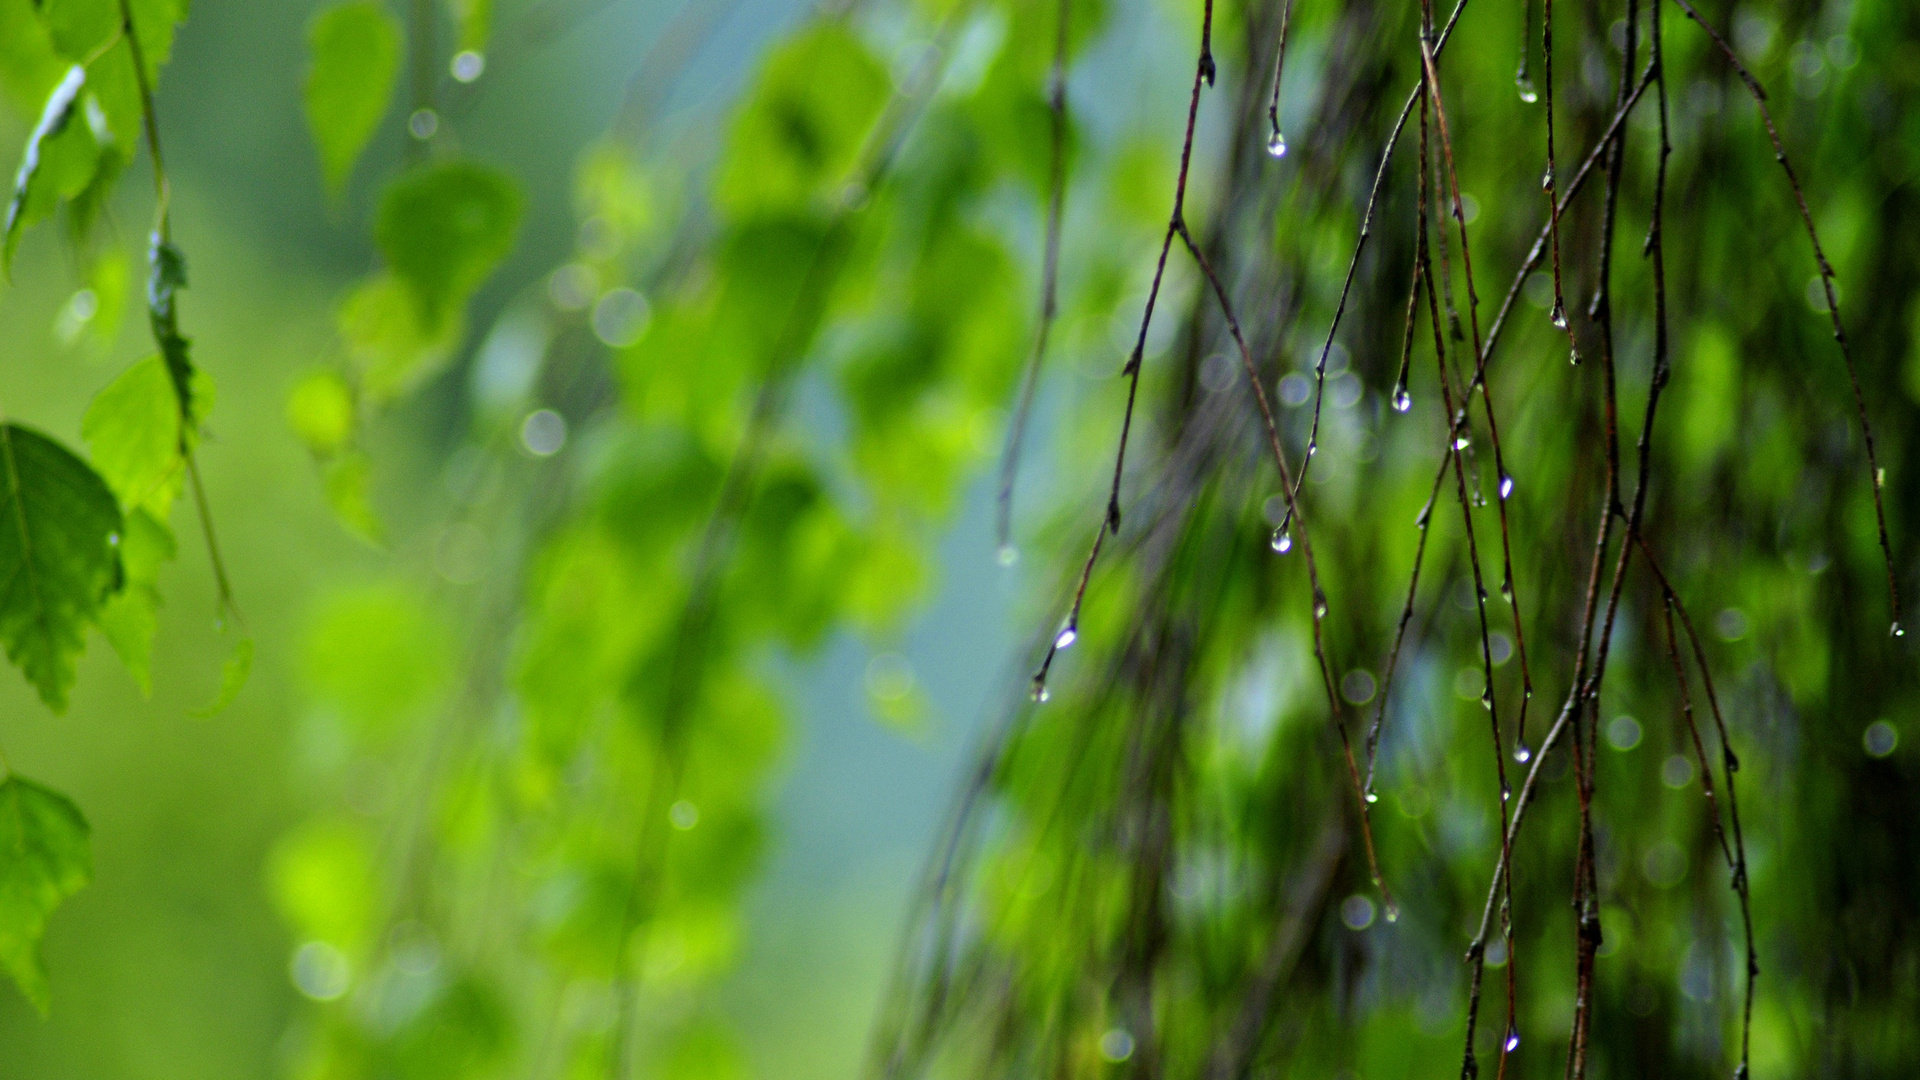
[1725,749,1741,772]
[1305,439,1318,459]
[997,543,1019,568]
[1569,343,1582,365]
[1503,1023,1521,1053]
[1499,576,1514,603]
[1549,299,1568,329]
[1541,164,1555,191]
[1501,779,1513,802]
[1517,75,1539,104]
[1270,526,1293,554]
[1383,899,1401,923]
[1392,386,1412,413]
[1054,624,1078,650]
[1480,685,1494,710]
[450,49,486,83]
[1199,53,1216,87]
[1514,740,1533,765]
[407,107,440,140]
[1030,676,1050,703]
[1266,130,1289,158]
[1498,472,1515,500]
[1875,467,1886,488]
[1892,621,1905,638]
[1313,590,1329,619]
[1364,791,1380,804]
[1454,435,1472,451]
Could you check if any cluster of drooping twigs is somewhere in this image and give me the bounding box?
[880,0,1902,1075]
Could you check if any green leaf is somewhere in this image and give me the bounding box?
[337,272,463,402]
[4,63,87,270]
[145,233,196,425]
[304,1,402,198]
[94,508,173,695]
[193,636,251,717]
[374,161,522,330]
[714,25,888,219]
[0,775,90,1014]
[0,424,124,712]
[83,354,186,516]
[286,368,357,454]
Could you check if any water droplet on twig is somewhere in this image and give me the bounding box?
[1266,130,1289,158]
[997,544,1019,568]
[1498,472,1514,500]
[1517,74,1539,104]
[1270,526,1293,554]
[1054,624,1078,650]
[1030,676,1050,703]
[1549,299,1568,329]
[1392,386,1412,413]
[1503,1023,1521,1053]
[1514,740,1532,764]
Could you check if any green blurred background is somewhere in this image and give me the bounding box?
[0,1,1028,1074]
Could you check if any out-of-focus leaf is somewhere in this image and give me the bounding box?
[268,817,378,955]
[323,450,383,543]
[304,581,452,733]
[374,160,523,329]
[83,354,186,516]
[0,775,90,1014]
[53,251,130,351]
[286,369,357,454]
[0,424,123,712]
[714,24,888,219]
[4,64,87,270]
[337,272,464,402]
[304,1,402,197]
[95,508,175,694]
[192,636,251,717]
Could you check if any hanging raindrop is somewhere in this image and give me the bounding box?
[1392,386,1412,413]
[1481,685,1494,710]
[1270,526,1293,554]
[1500,576,1514,604]
[1892,621,1906,638]
[1514,740,1533,765]
[1383,899,1401,923]
[1501,779,1512,802]
[1266,130,1289,158]
[1503,1023,1521,1053]
[1549,299,1568,329]
[1541,164,1555,191]
[997,543,1020,568]
[1365,791,1379,804]
[1313,590,1329,619]
[1305,439,1318,460]
[1054,624,1078,650]
[1030,676,1050,703]
[1454,435,1472,451]
[1498,472,1515,500]
[1517,74,1539,104]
